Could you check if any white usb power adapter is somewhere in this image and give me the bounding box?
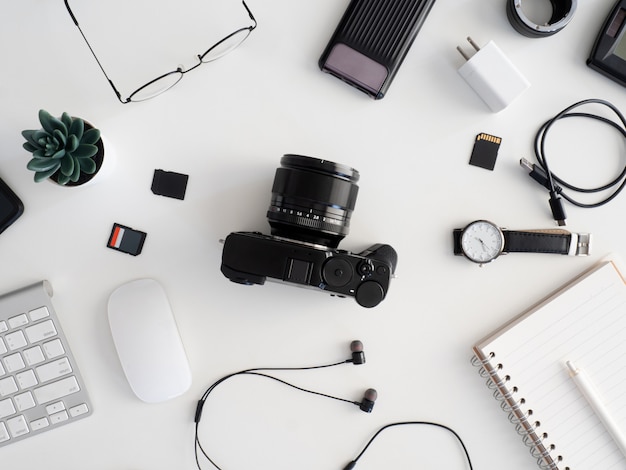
[457,37,530,113]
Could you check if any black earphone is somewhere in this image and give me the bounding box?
[193,340,473,469]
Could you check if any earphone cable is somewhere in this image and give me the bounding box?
[193,358,473,470]
[198,360,350,403]
[194,360,356,470]
[344,421,474,470]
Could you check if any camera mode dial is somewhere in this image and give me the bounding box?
[322,257,353,287]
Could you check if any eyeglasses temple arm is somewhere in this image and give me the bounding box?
[241,0,257,28]
[63,0,128,103]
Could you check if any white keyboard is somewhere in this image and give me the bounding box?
[0,281,92,447]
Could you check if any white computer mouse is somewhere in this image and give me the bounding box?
[107,278,192,403]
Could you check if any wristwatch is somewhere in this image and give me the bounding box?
[453,220,591,265]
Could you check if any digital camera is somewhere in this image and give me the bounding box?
[220,154,398,308]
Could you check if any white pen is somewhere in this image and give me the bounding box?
[566,360,626,459]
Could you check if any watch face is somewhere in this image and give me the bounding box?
[460,220,504,264]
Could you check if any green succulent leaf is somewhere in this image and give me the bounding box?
[61,112,72,130]
[51,149,66,159]
[60,154,74,176]
[66,134,79,153]
[32,149,46,158]
[23,142,38,153]
[80,157,96,174]
[27,158,60,172]
[53,129,67,147]
[57,172,70,185]
[69,118,84,141]
[22,130,38,146]
[34,167,60,183]
[38,109,67,136]
[73,144,98,159]
[81,128,101,145]
[70,160,81,182]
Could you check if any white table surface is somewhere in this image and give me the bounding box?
[2,0,626,468]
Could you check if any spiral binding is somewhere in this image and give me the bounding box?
[471,354,565,470]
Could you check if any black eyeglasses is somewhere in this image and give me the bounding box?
[64,0,257,103]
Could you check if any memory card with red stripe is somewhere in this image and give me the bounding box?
[107,223,147,256]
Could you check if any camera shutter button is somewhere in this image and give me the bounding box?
[355,281,385,308]
[358,261,374,275]
[322,258,353,287]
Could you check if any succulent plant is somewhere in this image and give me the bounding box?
[22,110,102,185]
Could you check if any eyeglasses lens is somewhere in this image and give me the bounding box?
[200,28,251,63]
[129,70,184,102]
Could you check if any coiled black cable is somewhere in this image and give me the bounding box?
[526,99,626,224]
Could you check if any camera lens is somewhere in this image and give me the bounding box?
[267,154,360,248]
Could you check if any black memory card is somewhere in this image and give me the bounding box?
[469,133,502,170]
[107,223,147,256]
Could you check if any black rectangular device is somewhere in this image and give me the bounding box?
[588,0,626,88]
[319,0,437,99]
[0,177,23,235]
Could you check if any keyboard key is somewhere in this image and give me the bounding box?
[0,423,9,443]
[46,401,65,415]
[0,398,15,418]
[42,339,64,359]
[14,392,35,412]
[36,358,72,383]
[0,338,6,355]
[16,370,37,389]
[7,415,29,438]
[30,417,49,431]
[8,314,28,329]
[5,331,27,351]
[0,321,7,333]
[24,320,57,344]
[28,307,49,322]
[23,346,45,366]
[4,353,25,373]
[33,376,80,404]
[69,403,89,417]
[49,410,69,424]
[0,377,18,397]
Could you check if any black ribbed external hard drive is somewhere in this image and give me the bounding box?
[319,0,437,99]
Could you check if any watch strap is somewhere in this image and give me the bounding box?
[452,229,463,255]
[504,230,571,254]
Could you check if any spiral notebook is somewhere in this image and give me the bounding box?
[472,260,626,470]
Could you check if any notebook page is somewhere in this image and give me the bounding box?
[475,261,626,469]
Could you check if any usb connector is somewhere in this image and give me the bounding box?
[520,158,562,193]
[520,158,567,226]
[519,157,534,173]
[549,191,567,226]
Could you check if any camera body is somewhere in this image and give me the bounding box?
[221,232,397,308]
[220,154,397,308]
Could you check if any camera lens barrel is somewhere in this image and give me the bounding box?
[267,154,360,248]
[506,0,577,38]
